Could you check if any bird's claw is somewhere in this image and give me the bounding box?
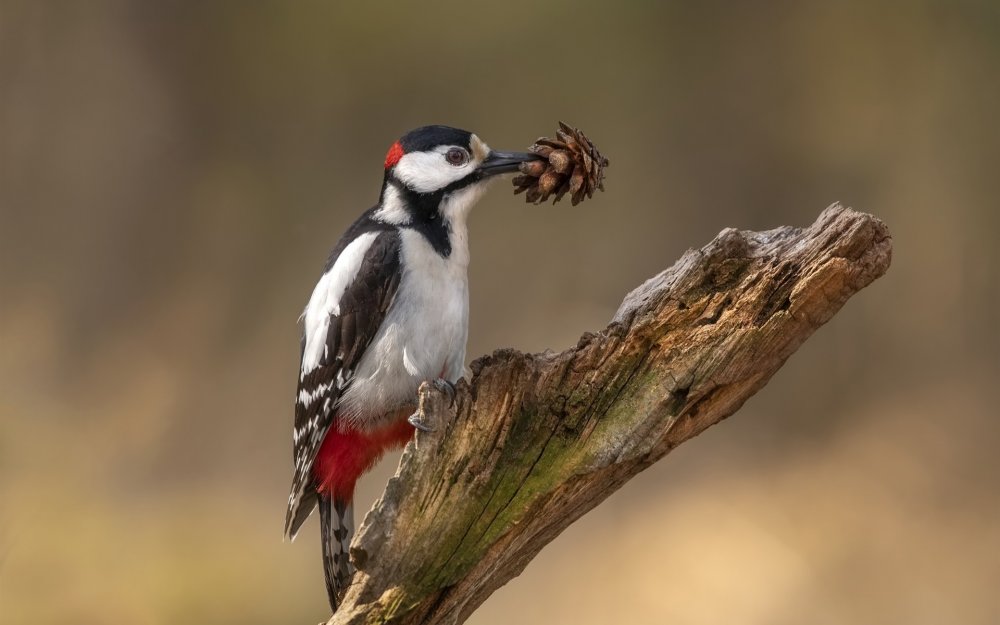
[432,378,457,406]
[407,410,434,433]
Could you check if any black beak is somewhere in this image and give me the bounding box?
[477,150,543,178]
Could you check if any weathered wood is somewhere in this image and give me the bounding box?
[325,203,892,625]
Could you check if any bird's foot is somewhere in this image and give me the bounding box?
[407,378,457,433]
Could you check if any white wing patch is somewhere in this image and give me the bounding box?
[300,232,381,376]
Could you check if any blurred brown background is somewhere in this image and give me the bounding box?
[1,2,998,624]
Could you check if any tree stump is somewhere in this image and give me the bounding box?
[324,203,892,625]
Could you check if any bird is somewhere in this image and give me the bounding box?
[283,125,541,613]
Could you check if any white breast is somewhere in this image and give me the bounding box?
[339,227,470,429]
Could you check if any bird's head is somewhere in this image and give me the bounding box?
[376,125,540,225]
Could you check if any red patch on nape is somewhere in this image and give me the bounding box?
[384,141,404,170]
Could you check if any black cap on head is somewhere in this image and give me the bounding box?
[398,125,473,153]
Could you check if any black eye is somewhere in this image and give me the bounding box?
[445,148,469,166]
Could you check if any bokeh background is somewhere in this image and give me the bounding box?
[2,2,998,624]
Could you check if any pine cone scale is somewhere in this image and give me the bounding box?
[514,122,609,205]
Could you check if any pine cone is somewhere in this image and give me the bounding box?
[512,122,609,206]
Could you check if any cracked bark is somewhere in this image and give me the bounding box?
[323,203,892,625]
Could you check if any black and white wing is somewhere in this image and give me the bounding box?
[284,228,401,539]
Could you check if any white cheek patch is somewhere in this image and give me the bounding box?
[394,148,474,193]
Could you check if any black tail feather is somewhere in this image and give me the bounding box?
[319,494,354,613]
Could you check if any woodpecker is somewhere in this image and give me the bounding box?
[284,125,540,612]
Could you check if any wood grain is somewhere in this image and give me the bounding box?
[324,203,892,625]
